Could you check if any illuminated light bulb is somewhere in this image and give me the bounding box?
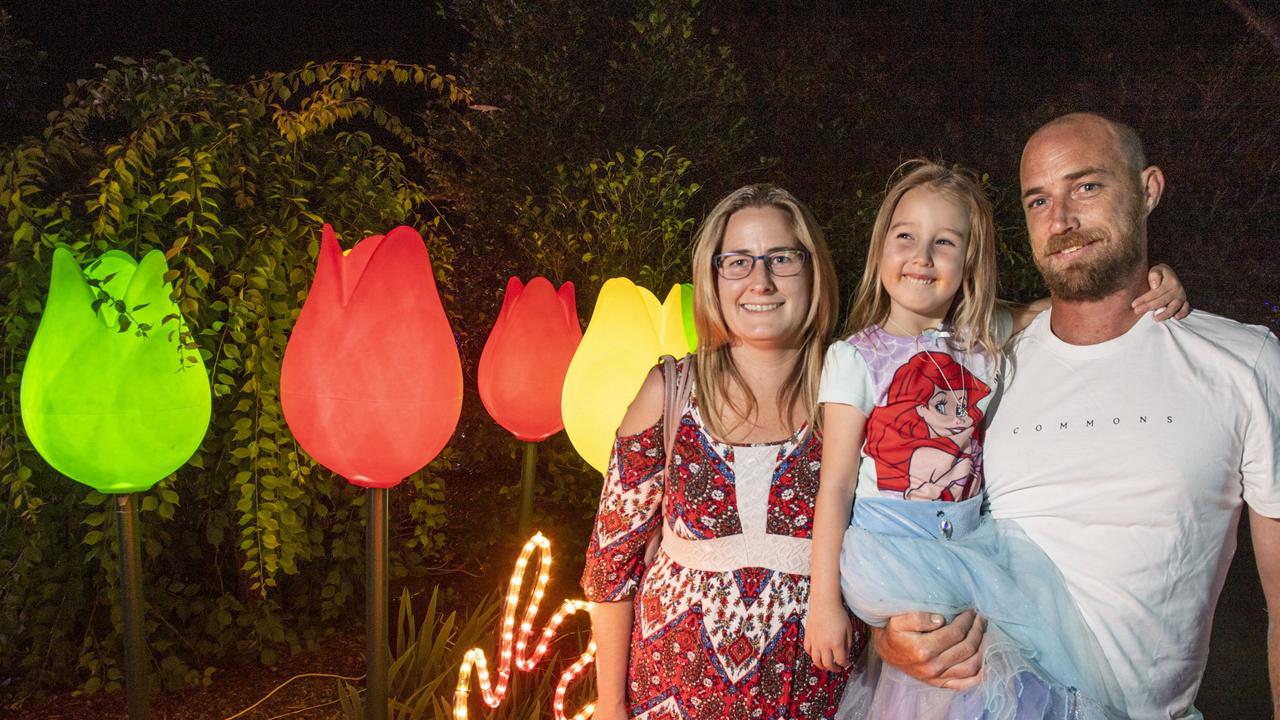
[454,533,598,720]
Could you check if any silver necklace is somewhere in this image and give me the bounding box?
[884,316,969,419]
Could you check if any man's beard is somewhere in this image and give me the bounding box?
[1034,211,1145,302]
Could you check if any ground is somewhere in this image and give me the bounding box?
[11,519,1273,718]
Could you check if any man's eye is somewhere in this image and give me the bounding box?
[1079,182,1101,192]
[1027,198,1046,209]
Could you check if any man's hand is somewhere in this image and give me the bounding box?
[873,610,985,690]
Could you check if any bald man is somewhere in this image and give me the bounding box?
[872,113,1280,719]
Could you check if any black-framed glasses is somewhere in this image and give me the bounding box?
[712,249,809,280]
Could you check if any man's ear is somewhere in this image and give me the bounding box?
[1140,165,1165,215]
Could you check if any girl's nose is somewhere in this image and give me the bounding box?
[910,241,933,266]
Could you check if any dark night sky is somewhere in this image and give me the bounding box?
[7,1,1249,92]
[8,0,458,87]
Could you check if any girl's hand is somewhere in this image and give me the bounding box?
[1132,264,1191,321]
[804,599,855,672]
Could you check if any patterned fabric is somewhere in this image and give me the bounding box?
[583,381,863,719]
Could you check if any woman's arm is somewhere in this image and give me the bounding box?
[583,368,666,719]
[588,600,636,719]
[805,402,867,672]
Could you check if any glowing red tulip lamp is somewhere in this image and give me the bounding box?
[478,277,581,536]
[281,225,462,720]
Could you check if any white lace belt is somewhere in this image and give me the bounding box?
[658,526,813,576]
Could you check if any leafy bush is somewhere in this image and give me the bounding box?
[337,585,594,720]
[513,147,699,309]
[0,53,468,697]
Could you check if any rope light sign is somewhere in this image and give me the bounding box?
[454,533,596,720]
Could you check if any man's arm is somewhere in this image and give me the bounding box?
[872,609,986,690]
[1250,508,1280,720]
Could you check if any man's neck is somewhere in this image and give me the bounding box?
[1048,268,1149,345]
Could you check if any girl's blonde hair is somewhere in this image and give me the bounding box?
[844,160,1001,359]
[690,184,840,440]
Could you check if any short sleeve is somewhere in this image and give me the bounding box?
[581,419,666,602]
[992,304,1015,344]
[1242,329,1280,517]
[818,341,874,415]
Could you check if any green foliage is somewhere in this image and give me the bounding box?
[434,0,751,342]
[0,53,469,696]
[513,147,699,303]
[338,585,594,720]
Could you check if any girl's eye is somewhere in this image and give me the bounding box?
[934,400,947,413]
[896,232,913,241]
[936,237,956,247]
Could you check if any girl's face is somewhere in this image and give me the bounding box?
[716,206,812,350]
[879,186,969,334]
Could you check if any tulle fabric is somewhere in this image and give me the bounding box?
[836,495,1126,720]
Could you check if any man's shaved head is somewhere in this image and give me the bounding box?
[1026,113,1147,186]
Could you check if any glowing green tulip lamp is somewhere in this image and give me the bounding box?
[21,246,211,719]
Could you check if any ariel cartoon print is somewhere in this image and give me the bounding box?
[865,351,991,501]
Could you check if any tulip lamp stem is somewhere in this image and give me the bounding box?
[366,487,389,720]
[519,441,538,539]
[115,494,149,720]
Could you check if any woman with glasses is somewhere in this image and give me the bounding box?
[583,185,863,720]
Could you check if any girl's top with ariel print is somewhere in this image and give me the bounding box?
[817,317,1009,504]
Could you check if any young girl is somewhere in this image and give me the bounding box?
[804,161,1186,719]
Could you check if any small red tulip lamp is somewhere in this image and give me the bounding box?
[281,224,462,720]
[477,277,582,537]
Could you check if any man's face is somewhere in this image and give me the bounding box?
[1019,120,1148,301]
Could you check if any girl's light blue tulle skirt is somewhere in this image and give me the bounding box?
[835,494,1127,720]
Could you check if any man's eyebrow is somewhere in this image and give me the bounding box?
[1021,166,1113,199]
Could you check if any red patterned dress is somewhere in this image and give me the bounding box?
[582,382,863,719]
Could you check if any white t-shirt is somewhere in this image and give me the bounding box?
[984,309,1280,719]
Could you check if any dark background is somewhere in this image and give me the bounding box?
[5,1,1277,716]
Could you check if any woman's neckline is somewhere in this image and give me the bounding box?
[690,394,808,447]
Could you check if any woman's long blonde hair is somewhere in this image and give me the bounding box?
[843,160,1001,359]
[690,184,840,440]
